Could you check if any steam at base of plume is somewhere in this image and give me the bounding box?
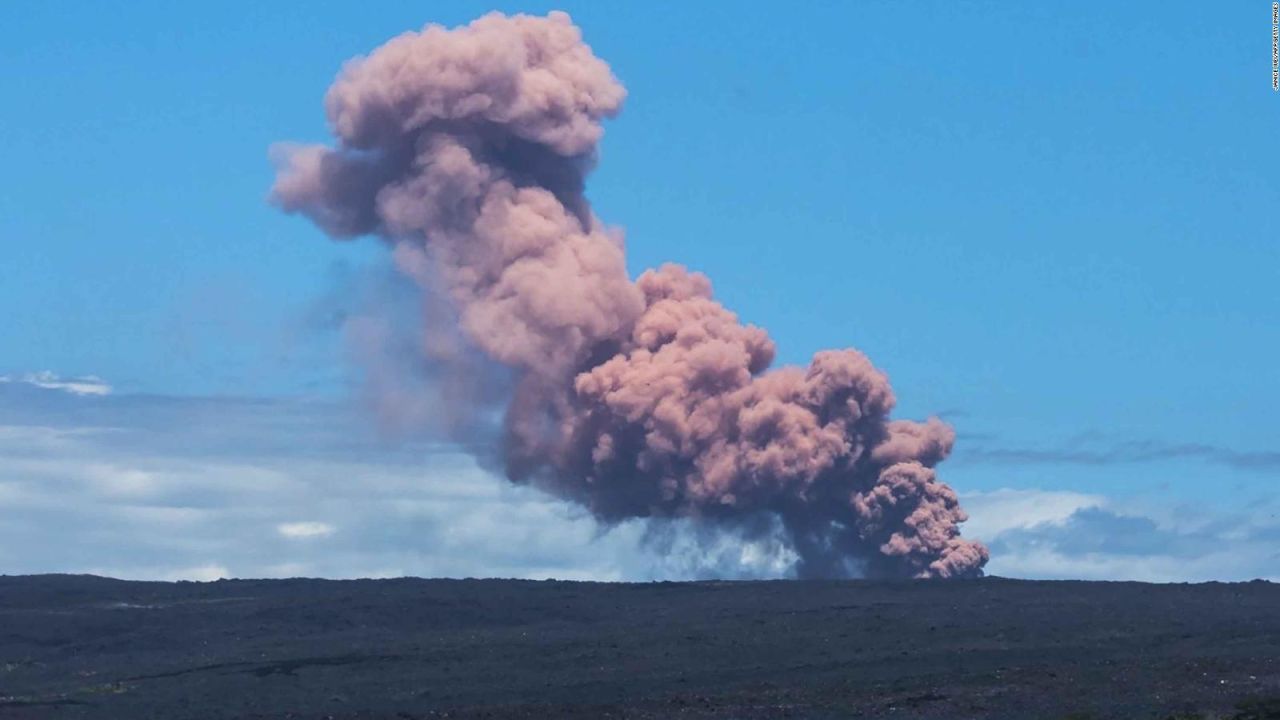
[271,10,989,579]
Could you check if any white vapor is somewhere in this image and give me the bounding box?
[0,371,113,396]
[278,521,336,539]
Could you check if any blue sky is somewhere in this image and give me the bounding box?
[1,3,1277,581]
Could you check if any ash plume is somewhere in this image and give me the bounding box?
[271,11,988,579]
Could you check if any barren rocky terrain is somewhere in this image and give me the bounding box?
[1,575,1278,719]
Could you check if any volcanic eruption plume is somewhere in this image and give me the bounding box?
[271,11,989,579]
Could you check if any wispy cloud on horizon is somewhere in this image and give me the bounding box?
[956,435,1280,471]
[0,371,113,397]
[2,377,1277,583]
[0,378,800,582]
[961,489,1280,582]
[278,521,336,539]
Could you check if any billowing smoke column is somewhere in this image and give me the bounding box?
[272,11,989,579]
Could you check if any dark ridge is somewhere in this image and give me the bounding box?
[0,575,1277,719]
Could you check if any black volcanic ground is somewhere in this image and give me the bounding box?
[1,575,1279,719]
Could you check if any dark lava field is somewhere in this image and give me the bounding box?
[1,575,1279,719]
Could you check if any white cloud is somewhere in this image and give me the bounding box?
[0,371,112,396]
[277,521,336,539]
[985,545,1280,584]
[960,488,1105,542]
[966,490,1280,582]
[165,563,231,582]
[1,381,1276,583]
[84,464,161,498]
